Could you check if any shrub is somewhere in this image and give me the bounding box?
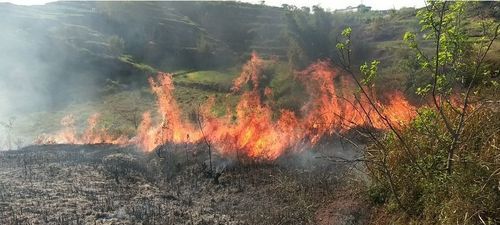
[367,104,500,224]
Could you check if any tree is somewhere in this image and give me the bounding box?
[357,4,371,13]
[403,1,499,174]
[334,1,500,223]
[282,5,335,68]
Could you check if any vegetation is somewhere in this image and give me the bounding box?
[341,2,500,224]
[3,1,495,122]
[1,1,499,224]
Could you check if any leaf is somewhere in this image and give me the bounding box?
[360,60,379,86]
[336,43,345,50]
[341,27,352,37]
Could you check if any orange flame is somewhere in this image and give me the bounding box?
[35,53,415,160]
[135,74,202,151]
[136,53,416,160]
[35,113,127,145]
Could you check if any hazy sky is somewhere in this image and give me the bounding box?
[2,0,426,10]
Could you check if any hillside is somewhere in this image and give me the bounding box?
[1,2,500,224]
[0,1,498,141]
[0,2,387,117]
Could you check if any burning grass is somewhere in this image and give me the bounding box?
[34,52,416,162]
[137,53,416,160]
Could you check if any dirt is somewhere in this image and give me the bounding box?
[315,187,371,225]
[0,142,369,225]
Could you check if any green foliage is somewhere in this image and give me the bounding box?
[367,2,500,224]
[403,1,475,96]
[118,55,157,74]
[282,5,335,68]
[281,6,385,69]
[367,104,500,224]
[360,60,379,86]
[341,27,352,37]
[335,26,354,68]
[368,184,388,205]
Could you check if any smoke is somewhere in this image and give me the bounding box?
[276,136,363,170]
[0,3,104,149]
[0,1,289,121]
[0,21,50,118]
[0,2,415,153]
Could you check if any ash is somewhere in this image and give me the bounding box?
[0,140,369,225]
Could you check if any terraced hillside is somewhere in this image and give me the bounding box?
[1,1,498,147]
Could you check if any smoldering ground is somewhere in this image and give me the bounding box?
[0,136,368,225]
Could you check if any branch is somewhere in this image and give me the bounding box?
[195,104,213,174]
[430,1,455,136]
[447,22,500,174]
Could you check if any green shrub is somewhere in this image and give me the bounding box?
[367,104,500,224]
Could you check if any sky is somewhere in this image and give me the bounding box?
[2,0,426,10]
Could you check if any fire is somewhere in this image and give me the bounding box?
[35,113,127,145]
[136,53,416,160]
[35,52,416,161]
[298,61,416,139]
[135,74,202,151]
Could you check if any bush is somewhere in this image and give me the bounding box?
[366,104,500,224]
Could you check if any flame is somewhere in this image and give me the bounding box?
[35,53,416,160]
[135,74,202,151]
[35,113,128,145]
[298,61,416,139]
[136,53,416,160]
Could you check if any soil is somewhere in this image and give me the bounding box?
[0,141,369,225]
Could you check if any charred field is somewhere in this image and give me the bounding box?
[0,139,368,225]
[2,1,498,224]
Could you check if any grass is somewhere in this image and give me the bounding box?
[173,61,309,117]
[268,62,308,113]
[175,70,237,87]
[6,82,240,149]
[6,60,308,149]
[7,89,156,147]
[173,84,240,117]
[118,54,158,74]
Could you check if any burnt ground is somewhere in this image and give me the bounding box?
[0,140,371,225]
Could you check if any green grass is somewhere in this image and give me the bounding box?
[173,85,240,117]
[8,66,245,147]
[171,61,309,119]
[10,89,156,145]
[268,62,308,113]
[175,70,237,86]
[118,55,157,74]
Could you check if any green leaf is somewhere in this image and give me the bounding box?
[341,27,352,37]
[360,60,379,86]
[336,43,345,50]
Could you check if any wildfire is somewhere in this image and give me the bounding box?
[35,113,128,145]
[36,53,416,161]
[136,53,416,160]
